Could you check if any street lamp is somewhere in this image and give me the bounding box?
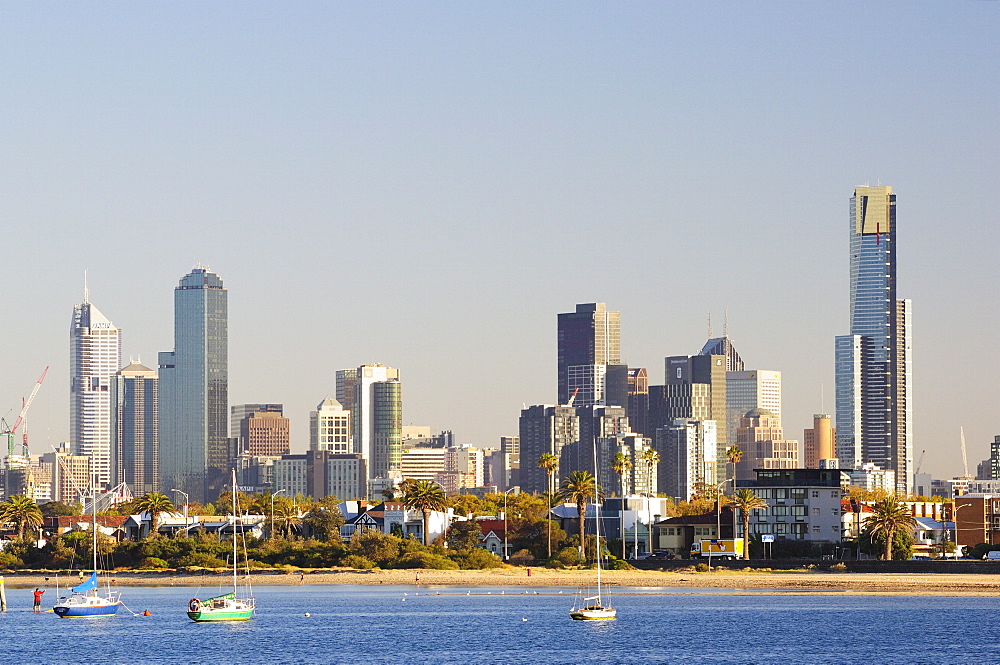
[711,478,734,570]
[502,486,519,560]
[953,502,973,559]
[170,488,189,537]
[270,489,286,539]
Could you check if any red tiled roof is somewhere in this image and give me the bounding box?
[476,519,506,536]
[51,515,128,528]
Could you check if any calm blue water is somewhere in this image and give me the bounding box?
[1,585,998,664]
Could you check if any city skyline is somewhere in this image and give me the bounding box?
[1,5,997,480]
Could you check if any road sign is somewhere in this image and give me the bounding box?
[761,534,775,543]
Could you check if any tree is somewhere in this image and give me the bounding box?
[726,446,743,490]
[401,479,448,546]
[446,519,483,551]
[0,495,44,540]
[132,492,175,538]
[729,489,768,559]
[611,451,631,559]
[537,452,559,558]
[301,497,346,541]
[557,470,602,562]
[639,447,660,497]
[863,495,917,560]
[39,500,82,518]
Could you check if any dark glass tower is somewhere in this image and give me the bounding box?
[111,362,159,495]
[835,186,912,494]
[557,303,622,406]
[158,267,228,503]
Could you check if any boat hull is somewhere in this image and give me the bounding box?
[53,601,121,618]
[570,607,617,621]
[187,608,254,622]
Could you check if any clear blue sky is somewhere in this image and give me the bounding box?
[1,3,997,479]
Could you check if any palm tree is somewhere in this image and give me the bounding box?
[557,470,602,562]
[726,445,743,491]
[640,448,660,494]
[729,488,768,559]
[401,479,448,546]
[863,495,917,560]
[132,492,175,538]
[0,495,43,540]
[537,453,559,558]
[611,451,632,559]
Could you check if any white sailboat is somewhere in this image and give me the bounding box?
[53,487,122,618]
[569,443,616,621]
[187,470,255,622]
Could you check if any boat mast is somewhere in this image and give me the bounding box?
[92,482,98,578]
[232,469,238,594]
[592,440,602,602]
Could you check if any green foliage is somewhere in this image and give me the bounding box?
[341,554,374,569]
[554,546,580,566]
[859,528,915,561]
[39,500,82,518]
[966,543,997,559]
[301,500,346,542]
[450,548,503,569]
[507,548,535,566]
[350,528,403,566]
[607,558,634,570]
[175,552,228,568]
[446,519,483,551]
[694,563,710,572]
[140,557,169,569]
[0,495,44,539]
[393,551,460,569]
[0,550,24,568]
[862,495,918,560]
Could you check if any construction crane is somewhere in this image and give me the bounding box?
[565,387,581,407]
[5,366,49,457]
[914,449,926,477]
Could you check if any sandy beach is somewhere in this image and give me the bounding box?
[4,567,1000,595]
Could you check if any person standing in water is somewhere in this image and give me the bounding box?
[32,588,44,613]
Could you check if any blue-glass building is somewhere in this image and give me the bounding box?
[835,186,912,494]
[158,267,229,503]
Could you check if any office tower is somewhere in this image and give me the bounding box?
[700,334,745,372]
[518,405,580,494]
[42,443,92,503]
[70,295,122,489]
[733,409,798,481]
[726,370,782,449]
[353,364,401,480]
[272,454,308,496]
[557,303,622,406]
[158,266,228,503]
[111,361,159,495]
[310,398,352,454]
[305,449,366,500]
[336,369,359,414]
[446,445,485,490]
[835,186,913,494]
[657,354,728,479]
[803,414,836,469]
[658,419,717,501]
[238,411,290,457]
[627,368,650,438]
[230,403,282,439]
[990,436,1000,480]
[561,405,629,475]
[400,447,448,480]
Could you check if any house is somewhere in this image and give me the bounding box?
[652,509,736,557]
[339,501,454,543]
[474,518,508,558]
[46,515,128,541]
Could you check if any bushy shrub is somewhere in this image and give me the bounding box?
[451,548,503,570]
[0,551,23,569]
[393,551,459,570]
[507,549,535,566]
[341,554,374,570]
[608,558,634,570]
[175,552,227,568]
[555,547,580,566]
[694,563,710,572]
[139,557,169,569]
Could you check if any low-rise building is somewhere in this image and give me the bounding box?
[743,468,850,543]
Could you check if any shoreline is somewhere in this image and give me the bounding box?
[4,568,1000,595]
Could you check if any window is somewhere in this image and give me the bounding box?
[811,491,820,498]
[812,526,821,533]
[812,508,820,515]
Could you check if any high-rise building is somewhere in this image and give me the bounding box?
[353,364,401,480]
[657,419,717,501]
[310,398,352,454]
[335,369,359,414]
[238,411,290,457]
[518,405,580,494]
[626,368,650,438]
[803,414,836,469]
[659,354,728,479]
[42,442,91,504]
[111,361,159,495]
[70,296,121,489]
[733,409,798,481]
[726,370,782,449]
[230,403,282,440]
[835,186,913,494]
[158,266,228,503]
[557,303,622,406]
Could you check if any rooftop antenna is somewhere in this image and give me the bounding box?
[84,270,90,304]
[820,383,825,413]
[707,311,713,339]
[723,309,730,338]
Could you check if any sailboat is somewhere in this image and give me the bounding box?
[187,471,255,622]
[53,488,122,618]
[569,443,616,621]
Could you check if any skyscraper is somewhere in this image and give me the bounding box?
[803,414,836,469]
[70,296,121,489]
[352,364,401,480]
[111,361,159,495]
[310,397,352,454]
[158,267,228,503]
[726,370,782,449]
[518,404,580,494]
[557,303,622,407]
[835,186,912,494]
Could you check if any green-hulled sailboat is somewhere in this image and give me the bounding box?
[187,471,255,622]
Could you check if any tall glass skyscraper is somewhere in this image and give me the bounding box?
[835,186,912,494]
[557,303,623,407]
[158,267,228,503]
[111,361,158,495]
[70,297,121,489]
